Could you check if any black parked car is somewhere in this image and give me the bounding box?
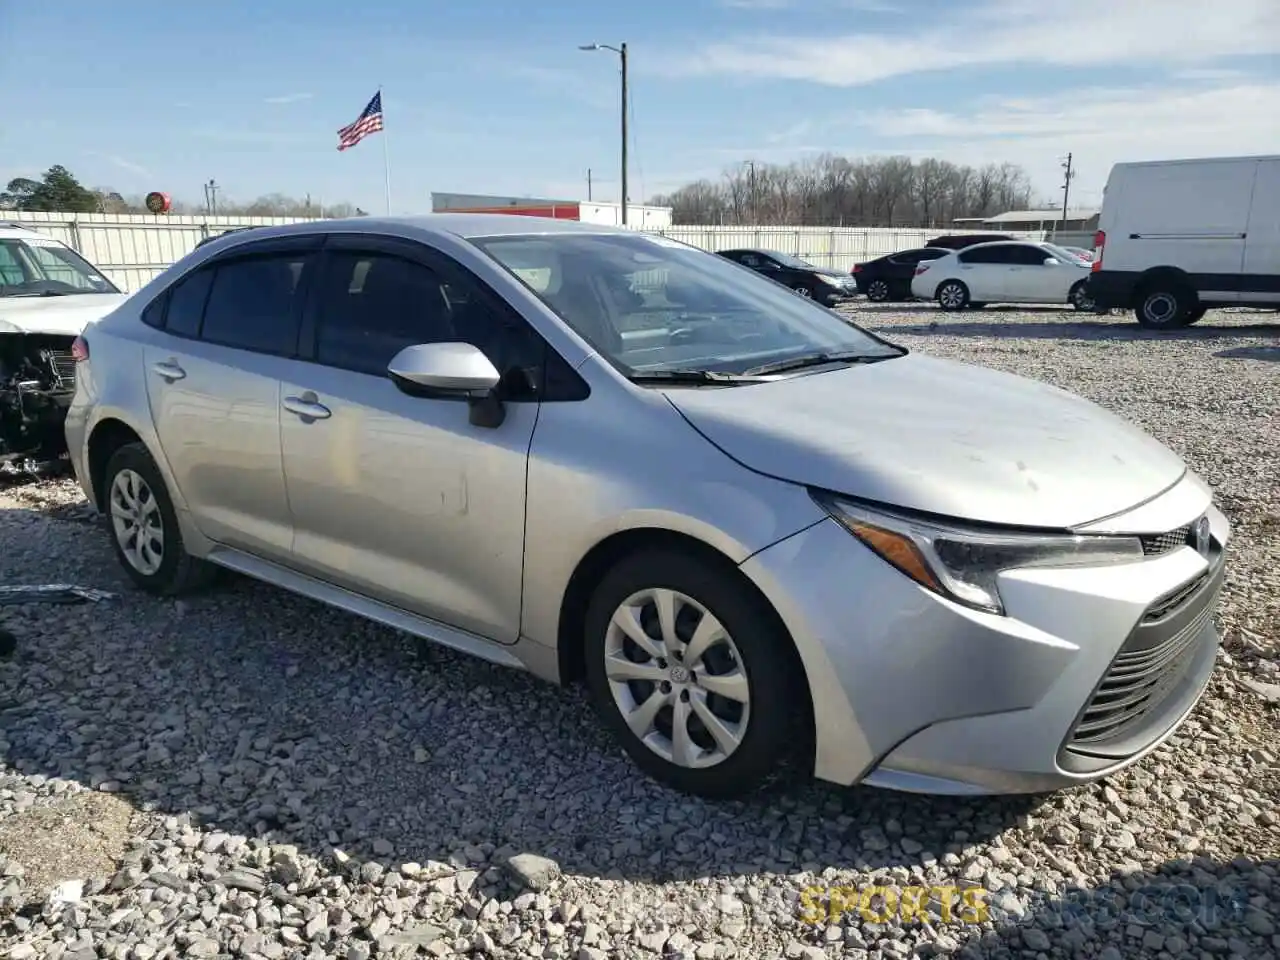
[851,247,950,301]
[924,233,1010,250]
[716,248,857,306]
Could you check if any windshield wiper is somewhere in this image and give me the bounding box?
[743,350,899,376]
[628,369,767,385]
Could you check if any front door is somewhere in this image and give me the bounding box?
[278,236,544,643]
[143,240,318,559]
[955,244,1017,301]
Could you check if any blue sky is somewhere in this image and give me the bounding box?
[2,0,1277,216]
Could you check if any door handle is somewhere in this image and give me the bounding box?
[282,393,331,420]
[151,360,186,382]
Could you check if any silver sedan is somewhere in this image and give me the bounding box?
[64,215,1229,799]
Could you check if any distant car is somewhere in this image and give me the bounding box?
[924,233,1012,250]
[910,240,1098,312]
[716,248,857,306]
[0,222,126,474]
[852,247,951,302]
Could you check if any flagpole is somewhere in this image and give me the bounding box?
[379,85,391,215]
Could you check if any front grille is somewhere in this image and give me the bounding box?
[1065,549,1224,753]
[1139,524,1192,556]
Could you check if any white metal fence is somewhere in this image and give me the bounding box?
[5,211,1061,292]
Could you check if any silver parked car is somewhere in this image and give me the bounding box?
[65,216,1229,800]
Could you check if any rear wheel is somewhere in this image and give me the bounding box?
[1135,283,1197,329]
[1185,307,1208,325]
[102,443,217,596]
[583,550,803,799]
[936,280,969,311]
[1069,281,1098,312]
[866,279,891,302]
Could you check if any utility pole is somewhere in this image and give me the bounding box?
[744,160,758,224]
[579,41,629,225]
[619,42,628,226]
[587,168,593,202]
[203,179,220,215]
[1059,153,1075,233]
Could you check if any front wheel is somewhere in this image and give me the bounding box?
[583,550,803,799]
[936,280,969,311]
[102,442,217,596]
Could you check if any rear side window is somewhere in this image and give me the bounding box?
[201,254,308,355]
[960,246,1017,265]
[164,269,214,338]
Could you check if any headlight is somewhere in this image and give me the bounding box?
[812,492,1144,615]
[820,274,847,287]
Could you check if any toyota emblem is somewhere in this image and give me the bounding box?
[1193,516,1211,558]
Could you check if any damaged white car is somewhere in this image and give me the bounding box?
[0,223,127,475]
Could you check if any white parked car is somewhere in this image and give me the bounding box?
[0,222,127,474]
[911,240,1098,312]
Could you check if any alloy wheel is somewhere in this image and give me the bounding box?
[109,468,165,576]
[867,280,890,302]
[939,283,966,309]
[603,587,750,769]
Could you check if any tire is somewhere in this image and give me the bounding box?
[1135,283,1197,329]
[866,279,891,302]
[792,285,812,299]
[1185,307,1207,325]
[936,280,969,311]
[102,442,217,596]
[583,549,803,799]
[969,302,988,310]
[1069,281,1098,312]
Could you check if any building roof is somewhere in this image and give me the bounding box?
[983,209,1099,225]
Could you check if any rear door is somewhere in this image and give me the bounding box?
[142,236,320,559]
[1241,159,1280,305]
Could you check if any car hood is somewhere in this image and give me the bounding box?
[0,293,130,336]
[663,353,1187,529]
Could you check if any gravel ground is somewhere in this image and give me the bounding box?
[1,303,1277,960]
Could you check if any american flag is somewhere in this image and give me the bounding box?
[337,91,384,151]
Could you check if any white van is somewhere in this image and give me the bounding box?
[1086,155,1280,329]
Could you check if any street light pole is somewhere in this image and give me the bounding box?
[580,41,629,226]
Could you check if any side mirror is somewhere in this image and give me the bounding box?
[387,342,506,428]
[1042,257,1060,266]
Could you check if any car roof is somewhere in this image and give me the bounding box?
[204,213,633,246]
[0,222,59,241]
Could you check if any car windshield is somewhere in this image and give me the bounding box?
[0,238,119,297]
[471,232,903,378]
[1042,243,1090,263]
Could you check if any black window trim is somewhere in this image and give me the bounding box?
[297,233,588,403]
[138,234,325,358]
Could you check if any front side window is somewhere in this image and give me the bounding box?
[471,232,902,377]
[313,250,543,394]
[200,254,308,355]
[0,238,119,297]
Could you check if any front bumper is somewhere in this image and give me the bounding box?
[739,483,1229,795]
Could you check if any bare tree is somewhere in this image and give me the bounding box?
[650,154,1035,226]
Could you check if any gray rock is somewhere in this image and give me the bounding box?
[504,854,561,892]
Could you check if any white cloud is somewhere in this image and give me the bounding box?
[86,152,153,179]
[662,0,1280,85]
[263,93,313,105]
[852,81,1280,204]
